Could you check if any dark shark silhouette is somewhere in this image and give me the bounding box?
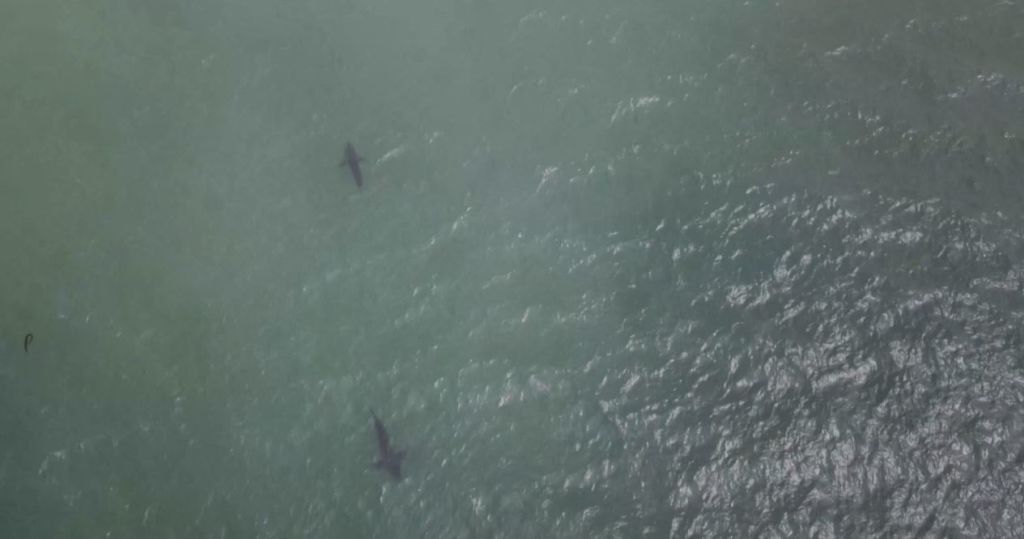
[340,142,364,190]
[371,410,405,480]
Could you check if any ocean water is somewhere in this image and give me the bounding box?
[2,0,1024,537]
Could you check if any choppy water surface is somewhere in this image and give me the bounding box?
[2,0,1024,537]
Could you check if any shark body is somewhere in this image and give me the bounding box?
[371,410,405,480]
[341,142,364,189]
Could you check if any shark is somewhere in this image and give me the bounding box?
[371,410,405,480]
[340,142,364,190]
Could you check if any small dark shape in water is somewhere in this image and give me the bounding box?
[371,410,405,480]
[340,142,364,190]
[23,333,33,352]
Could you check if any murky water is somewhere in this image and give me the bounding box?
[2,0,1024,537]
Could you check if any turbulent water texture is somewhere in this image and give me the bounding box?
[2,0,1024,537]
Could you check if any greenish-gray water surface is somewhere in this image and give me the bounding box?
[3,0,1024,537]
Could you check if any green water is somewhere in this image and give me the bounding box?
[3,0,1024,537]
